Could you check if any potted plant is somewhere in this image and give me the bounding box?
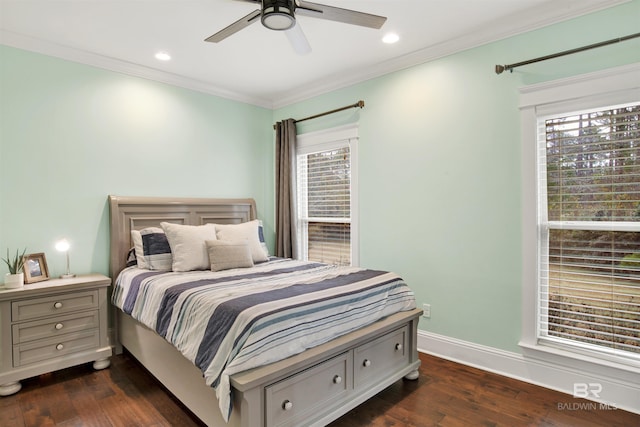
[3,248,27,289]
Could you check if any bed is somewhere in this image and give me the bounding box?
[109,195,422,427]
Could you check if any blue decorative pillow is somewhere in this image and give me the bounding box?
[258,220,269,260]
[125,247,137,267]
[131,227,173,271]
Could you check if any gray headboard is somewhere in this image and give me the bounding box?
[108,195,257,280]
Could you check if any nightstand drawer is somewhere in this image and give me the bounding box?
[265,352,350,427]
[11,290,99,321]
[354,326,408,389]
[13,329,100,367]
[12,310,100,344]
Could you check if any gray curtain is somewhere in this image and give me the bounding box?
[275,119,298,258]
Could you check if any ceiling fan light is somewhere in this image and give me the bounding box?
[382,33,400,44]
[154,51,171,61]
[261,0,295,31]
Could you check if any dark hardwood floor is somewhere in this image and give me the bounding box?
[1,351,637,427]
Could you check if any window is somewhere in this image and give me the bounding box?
[296,125,358,266]
[520,63,640,370]
[538,104,640,360]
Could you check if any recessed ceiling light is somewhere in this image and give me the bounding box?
[382,33,400,44]
[155,51,171,61]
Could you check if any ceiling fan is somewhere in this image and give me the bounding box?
[204,0,387,55]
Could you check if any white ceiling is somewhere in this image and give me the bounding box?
[0,0,626,108]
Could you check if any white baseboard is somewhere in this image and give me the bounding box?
[417,330,640,415]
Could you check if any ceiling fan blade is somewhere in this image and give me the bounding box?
[295,1,386,29]
[204,9,261,42]
[285,22,312,55]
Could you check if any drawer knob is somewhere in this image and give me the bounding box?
[55,323,64,330]
[363,359,372,367]
[395,343,403,351]
[56,344,64,351]
[282,400,293,411]
[333,375,342,384]
[53,302,63,309]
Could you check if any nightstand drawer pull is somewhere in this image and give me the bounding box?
[363,359,371,367]
[333,375,342,384]
[282,400,293,411]
[56,344,64,351]
[53,302,63,309]
[395,343,403,351]
[55,323,64,330]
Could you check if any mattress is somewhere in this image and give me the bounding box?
[112,257,416,420]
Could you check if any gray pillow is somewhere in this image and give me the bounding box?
[206,239,254,272]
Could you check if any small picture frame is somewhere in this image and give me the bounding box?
[23,253,49,284]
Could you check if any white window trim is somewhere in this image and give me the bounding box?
[296,123,359,266]
[520,63,640,374]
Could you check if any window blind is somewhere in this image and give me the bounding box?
[539,103,640,359]
[298,145,351,266]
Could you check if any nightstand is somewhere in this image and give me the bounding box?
[0,274,112,396]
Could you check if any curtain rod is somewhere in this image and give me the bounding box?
[274,100,365,129]
[495,32,640,74]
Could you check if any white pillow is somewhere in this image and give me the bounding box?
[215,220,268,263]
[206,240,254,272]
[160,222,217,271]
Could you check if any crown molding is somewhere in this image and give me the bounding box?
[0,0,629,110]
[0,30,274,109]
[272,0,630,108]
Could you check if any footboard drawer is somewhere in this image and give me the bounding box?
[354,325,409,388]
[265,352,350,427]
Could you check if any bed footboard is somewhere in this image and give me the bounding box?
[118,308,422,427]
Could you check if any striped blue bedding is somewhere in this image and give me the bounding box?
[112,257,416,421]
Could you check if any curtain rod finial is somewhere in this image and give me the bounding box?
[357,100,365,108]
[495,65,506,74]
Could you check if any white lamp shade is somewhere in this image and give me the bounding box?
[55,239,70,252]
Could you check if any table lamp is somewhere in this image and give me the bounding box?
[55,239,76,279]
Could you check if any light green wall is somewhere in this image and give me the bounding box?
[0,1,638,354]
[0,46,274,278]
[274,0,640,352]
